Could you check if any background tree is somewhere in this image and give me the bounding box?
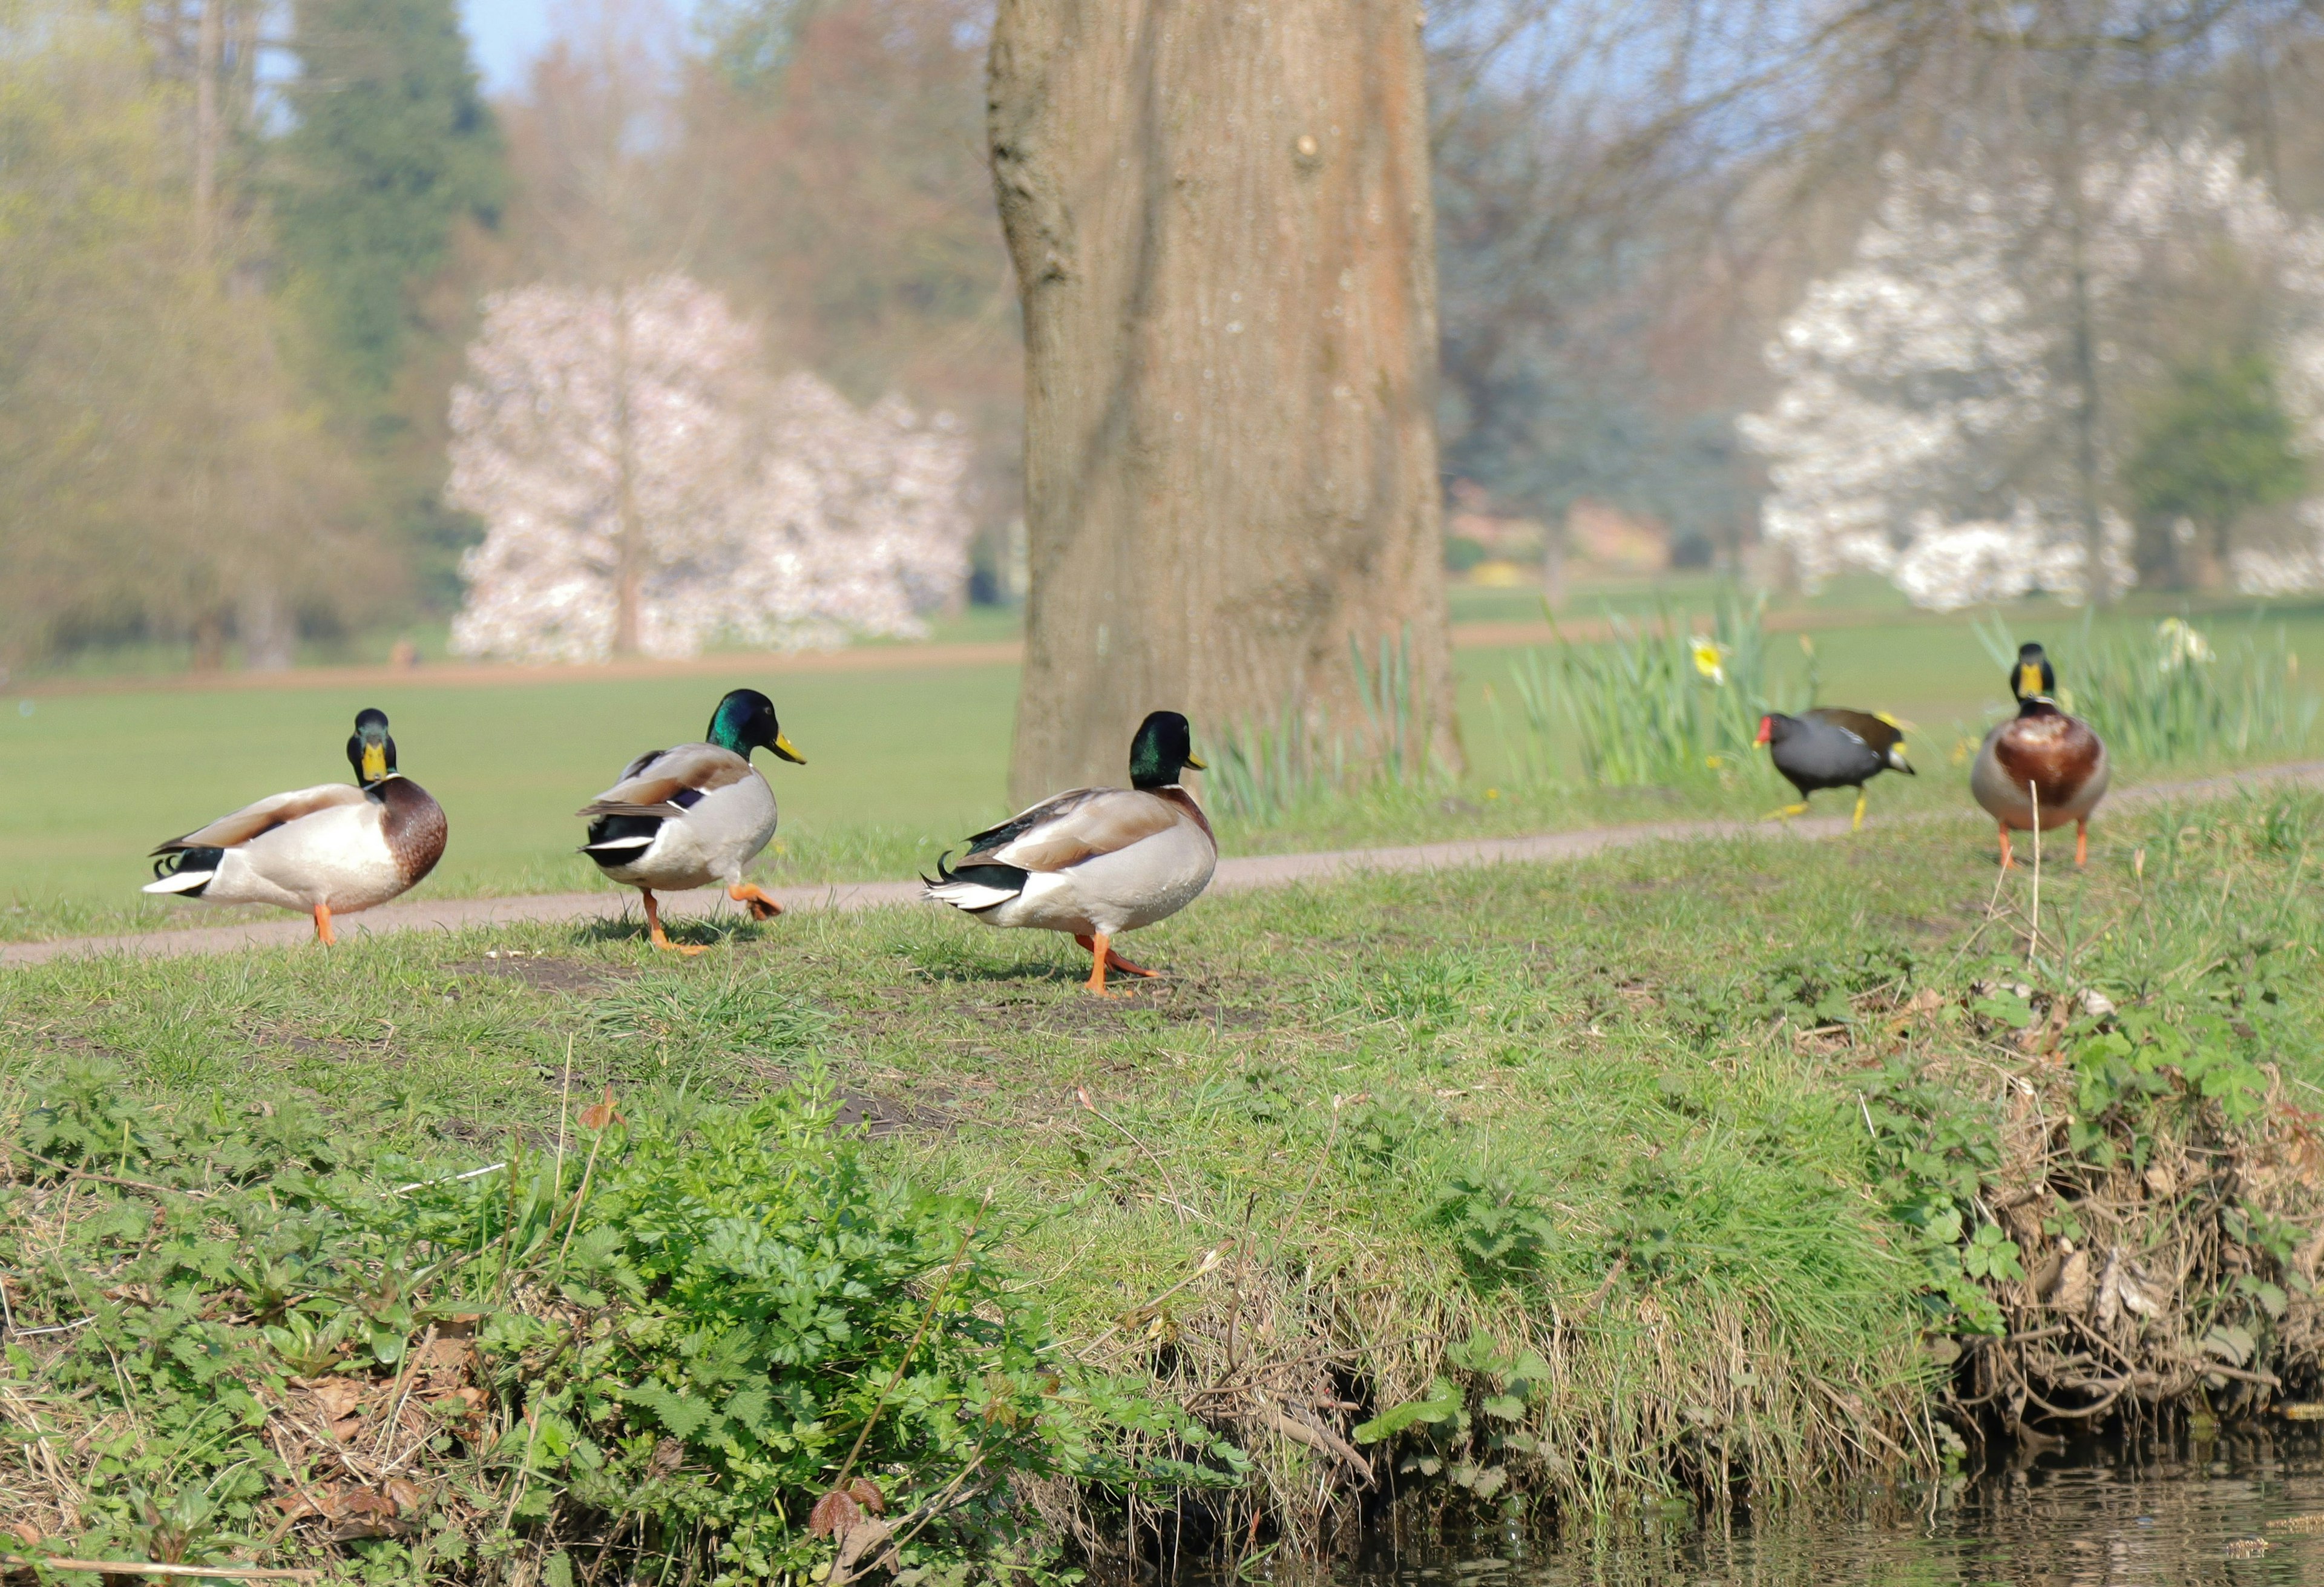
[1741,136,2324,610]
[0,1,382,671]
[275,0,508,608]
[2125,352,2309,586]
[987,0,1460,800]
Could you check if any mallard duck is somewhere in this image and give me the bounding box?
[923,711,1215,996]
[1971,642,2109,868]
[578,688,804,953]
[143,708,447,944]
[1758,709,1915,830]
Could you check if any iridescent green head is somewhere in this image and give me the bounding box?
[1127,711,1204,790]
[707,689,805,764]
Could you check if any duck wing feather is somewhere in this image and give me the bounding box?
[577,743,755,818]
[964,787,1185,873]
[152,783,370,855]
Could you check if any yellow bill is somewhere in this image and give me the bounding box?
[361,743,387,781]
[2018,663,2044,697]
[1184,751,1207,770]
[773,731,807,765]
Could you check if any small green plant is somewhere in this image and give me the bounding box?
[1431,1169,1560,1287]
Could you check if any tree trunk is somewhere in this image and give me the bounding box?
[237,580,295,671]
[193,0,222,261]
[1541,510,1568,614]
[988,0,1459,803]
[611,291,643,657]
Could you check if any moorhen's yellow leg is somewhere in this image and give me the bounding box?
[312,902,336,946]
[1076,932,1158,978]
[1083,932,1129,997]
[2075,818,2089,868]
[643,890,705,956]
[1763,801,1810,821]
[1851,790,1868,832]
[727,882,784,921]
[1998,826,2015,870]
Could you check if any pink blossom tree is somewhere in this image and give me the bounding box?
[447,273,973,661]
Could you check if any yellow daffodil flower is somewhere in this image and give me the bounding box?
[1691,639,1727,686]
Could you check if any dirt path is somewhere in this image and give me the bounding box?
[8,760,2318,969]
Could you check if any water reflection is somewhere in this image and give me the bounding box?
[1340,1430,2324,1586]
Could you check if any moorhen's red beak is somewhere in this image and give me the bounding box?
[1754,715,1773,746]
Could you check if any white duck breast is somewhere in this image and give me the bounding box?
[584,745,778,892]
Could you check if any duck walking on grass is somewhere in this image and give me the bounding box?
[923,711,1215,996]
[1971,642,2110,869]
[143,708,447,945]
[578,688,804,954]
[1758,709,1915,830]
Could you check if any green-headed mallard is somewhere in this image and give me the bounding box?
[143,708,447,944]
[1971,642,2110,868]
[924,711,1215,996]
[1757,709,1915,830]
[578,688,804,953]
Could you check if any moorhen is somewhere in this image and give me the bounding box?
[1757,709,1916,830]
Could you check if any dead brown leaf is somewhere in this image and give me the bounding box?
[809,1490,860,1539]
[305,1381,364,1421]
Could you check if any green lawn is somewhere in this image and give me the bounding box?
[2,784,2319,1575]
[0,664,1023,935]
[7,594,2324,941]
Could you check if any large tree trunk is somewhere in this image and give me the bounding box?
[611,292,643,658]
[988,0,1459,803]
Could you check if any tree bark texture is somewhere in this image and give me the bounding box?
[988,0,1459,802]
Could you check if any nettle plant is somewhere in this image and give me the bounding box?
[2,1068,1235,1585]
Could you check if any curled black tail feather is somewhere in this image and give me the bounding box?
[149,846,224,896]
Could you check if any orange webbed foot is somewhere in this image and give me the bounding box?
[642,891,707,956]
[728,882,783,921]
[1076,933,1160,979]
[312,902,337,946]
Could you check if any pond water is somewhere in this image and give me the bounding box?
[1334,1430,2324,1585]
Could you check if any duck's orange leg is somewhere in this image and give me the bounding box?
[1082,931,1132,997]
[1998,826,2015,871]
[1075,932,1158,978]
[312,902,336,946]
[642,890,704,956]
[727,882,783,921]
[2075,818,2089,868]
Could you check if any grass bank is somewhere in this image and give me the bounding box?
[4,784,2323,1580]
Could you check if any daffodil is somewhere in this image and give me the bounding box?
[1691,638,1727,686]
[2158,617,2213,673]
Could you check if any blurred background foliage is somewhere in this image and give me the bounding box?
[8,0,2324,674]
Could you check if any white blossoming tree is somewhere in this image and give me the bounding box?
[1742,136,2324,610]
[447,274,973,662]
